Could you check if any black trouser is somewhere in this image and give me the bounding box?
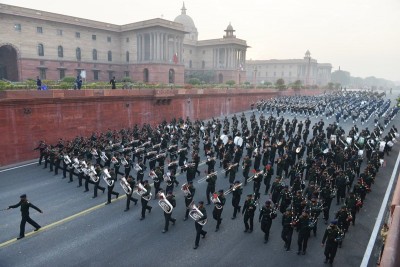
[297,230,310,252]
[54,162,60,175]
[164,212,175,231]
[141,198,152,218]
[69,169,74,182]
[232,199,240,218]
[185,198,192,219]
[38,152,44,165]
[206,185,215,204]
[126,193,138,209]
[253,182,261,200]
[244,213,254,231]
[323,198,332,221]
[154,182,161,198]
[195,222,206,246]
[213,208,223,229]
[20,216,40,237]
[93,181,105,197]
[324,242,338,263]
[261,219,272,241]
[350,208,356,225]
[281,227,293,249]
[62,163,67,178]
[107,184,118,203]
[49,159,54,172]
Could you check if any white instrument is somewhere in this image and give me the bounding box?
[100,152,108,162]
[358,149,364,158]
[134,163,142,172]
[135,183,152,201]
[221,163,238,174]
[72,157,81,172]
[330,135,337,145]
[91,149,99,158]
[211,193,223,209]
[63,155,72,165]
[247,170,264,183]
[120,177,132,194]
[346,137,352,145]
[234,136,244,147]
[220,134,228,145]
[157,192,173,214]
[163,171,171,182]
[387,141,394,147]
[80,161,89,175]
[188,202,207,225]
[379,141,386,152]
[181,183,192,197]
[102,168,114,186]
[149,170,158,180]
[224,182,242,195]
[198,171,217,183]
[323,148,330,154]
[111,157,118,164]
[89,166,99,183]
[121,157,129,166]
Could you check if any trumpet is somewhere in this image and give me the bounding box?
[157,192,173,214]
[102,168,114,186]
[89,166,99,183]
[120,177,132,194]
[188,202,207,225]
[247,170,264,183]
[63,155,72,165]
[181,183,192,198]
[100,152,108,162]
[211,193,223,209]
[221,163,238,174]
[198,171,217,183]
[135,183,152,201]
[224,182,242,195]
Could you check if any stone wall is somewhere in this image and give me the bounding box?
[0,88,323,166]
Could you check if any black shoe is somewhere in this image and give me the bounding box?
[68,181,73,183]
[17,236,25,240]
[77,185,82,188]
[202,231,207,238]
[172,219,176,225]
[134,200,138,205]
[302,251,306,255]
[92,196,97,199]
[140,217,145,220]
[162,229,167,233]
[193,245,199,249]
[183,217,188,221]
[244,229,248,232]
[62,177,66,179]
[148,207,152,213]
[324,258,329,263]
[105,202,111,205]
[34,227,41,232]
[248,229,253,233]
[286,248,290,251]
[231,216,236,220]
[116,193,119,199]
[264,240,268,244]
[124,209,129,212]
[84,190,89,192]
[215,228,219,232]
[297,251,301,255]
[102,189,105,193]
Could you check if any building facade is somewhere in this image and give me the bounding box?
[0,3,248,85]
[246,51,332,87]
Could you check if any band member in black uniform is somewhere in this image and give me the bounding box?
[193,201,207,249]
[136,159,146,183]
[297,210,311,255]
[124,155,132,178]
[162,191,176,233]
[152,166,163,198]
[206,155,216,174]
[212,190,226,232]
[263,164,274,194]
[321,220,342,265]
[242,194,256,233]
[61,152,68,179]
[242,155,252,186]
[183,182,195,221]
[140,180,152,220]
[92,165,105,198]
[231,181,242,219]
[192,151,201,176]
[34,140,47,165]
[206,170,217,205]
[252,169,262,201]
[259,200,276,243]
[124,175,138,211]
[67,159,75,183]
[345,191,358,226]
[54,151,62,176]
[105,168,119,205]
[7,194,43,240]
[281,208,294,251]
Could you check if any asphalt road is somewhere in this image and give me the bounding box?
[0,90,399,267]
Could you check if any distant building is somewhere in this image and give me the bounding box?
[0,3,248,84]
[246,51,332,86]
[331,68,351,87]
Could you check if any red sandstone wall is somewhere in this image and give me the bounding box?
[0,88,323,166]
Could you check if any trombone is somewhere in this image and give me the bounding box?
[247,170,264,183]
[224,182,242,195]
[221,163,238,174]
[198,171,217,183]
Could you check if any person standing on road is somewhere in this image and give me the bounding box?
[193,201,207,249]
[321,220,342,265]
[7,194,43,240]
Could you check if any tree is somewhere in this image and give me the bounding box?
[327,82,334,90]
[292,80,302,90]
[226,80,236,86]
[275,78,286,90]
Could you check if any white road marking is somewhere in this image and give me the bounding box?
[0,162,37,173]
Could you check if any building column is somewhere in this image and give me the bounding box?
[141,34,145,61]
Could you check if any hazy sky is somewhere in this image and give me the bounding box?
[1,0,399,81]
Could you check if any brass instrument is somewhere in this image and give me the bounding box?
[247,170,264,183]
[145,151,157,158]
[111,156,118,164]
[63,155,72,165]
[163,171,171,183]
[102,168,114,186]
[221,163,238,174]
[181,183,192,197]
[80,161,89,175]
[120,177,132,194]
[72,157,81,172]
[134,147,145,154]
[88,166,99,183]
[198,171,217,183]
[149,152,167,162]
[211,193,223,209]
[224,182,242,195]
[152,143,161,149]
[121,157,129,166]
[140,141,151,148]
[91,149,99,158]
[100,152,108,162]
[157,192,173,214]
[149,170,158,180]
[135,183,152,201]
[134,163,142,172]
[188,202,207,225]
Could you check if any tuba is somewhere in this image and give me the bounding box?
[89,166,99,183]
[211,193,223,209]
[63,155,72,165]
[157,192,173,214]
[135,183,152,201]
[224,182,242,195]
[80,161,89,175]
[102,168,114,186]
[120,177,132,194]
[91,149,99,158]
[72,158,81,172]
[188,202,207,225]
[100,152,108,162]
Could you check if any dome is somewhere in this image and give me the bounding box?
[226,23,234,31]
[174,2,198,41]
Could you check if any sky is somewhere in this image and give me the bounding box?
[1,0,399,81]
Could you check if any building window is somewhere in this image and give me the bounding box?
[126,51,129,62]
[93,70,99,81]
[126,37,129,43]
[76,47,81,61]
[14,23,21,32]
[37,27,43,34]
[108,51,112,62]
[92,34,96,40]
[202,61,205,69]
[189,60,192,68]
[58,46,63,58]
[57,29,63,36]
[75,32,80,38]
[39,68,46,79]
[108,71,114,80]
[92,49,97,61]
[38,43,44,56]
[107,36,111,42]
[124,71,130,78]
[59,69,65,80]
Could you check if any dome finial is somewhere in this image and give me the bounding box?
[181,2,186,15]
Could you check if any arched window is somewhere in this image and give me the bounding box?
[92,49,97,61]
[202,60,205,69]
[169,69,175,84]
[107,51,112,62]
[218,73,223,83]
[143,68,149,83]
[126,51,129,62]
[189,60,192,68]
[76,47,81,61]
[58,45,63,58]
[38,43,44,56]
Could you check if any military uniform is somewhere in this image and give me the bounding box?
[242,195,256,232]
